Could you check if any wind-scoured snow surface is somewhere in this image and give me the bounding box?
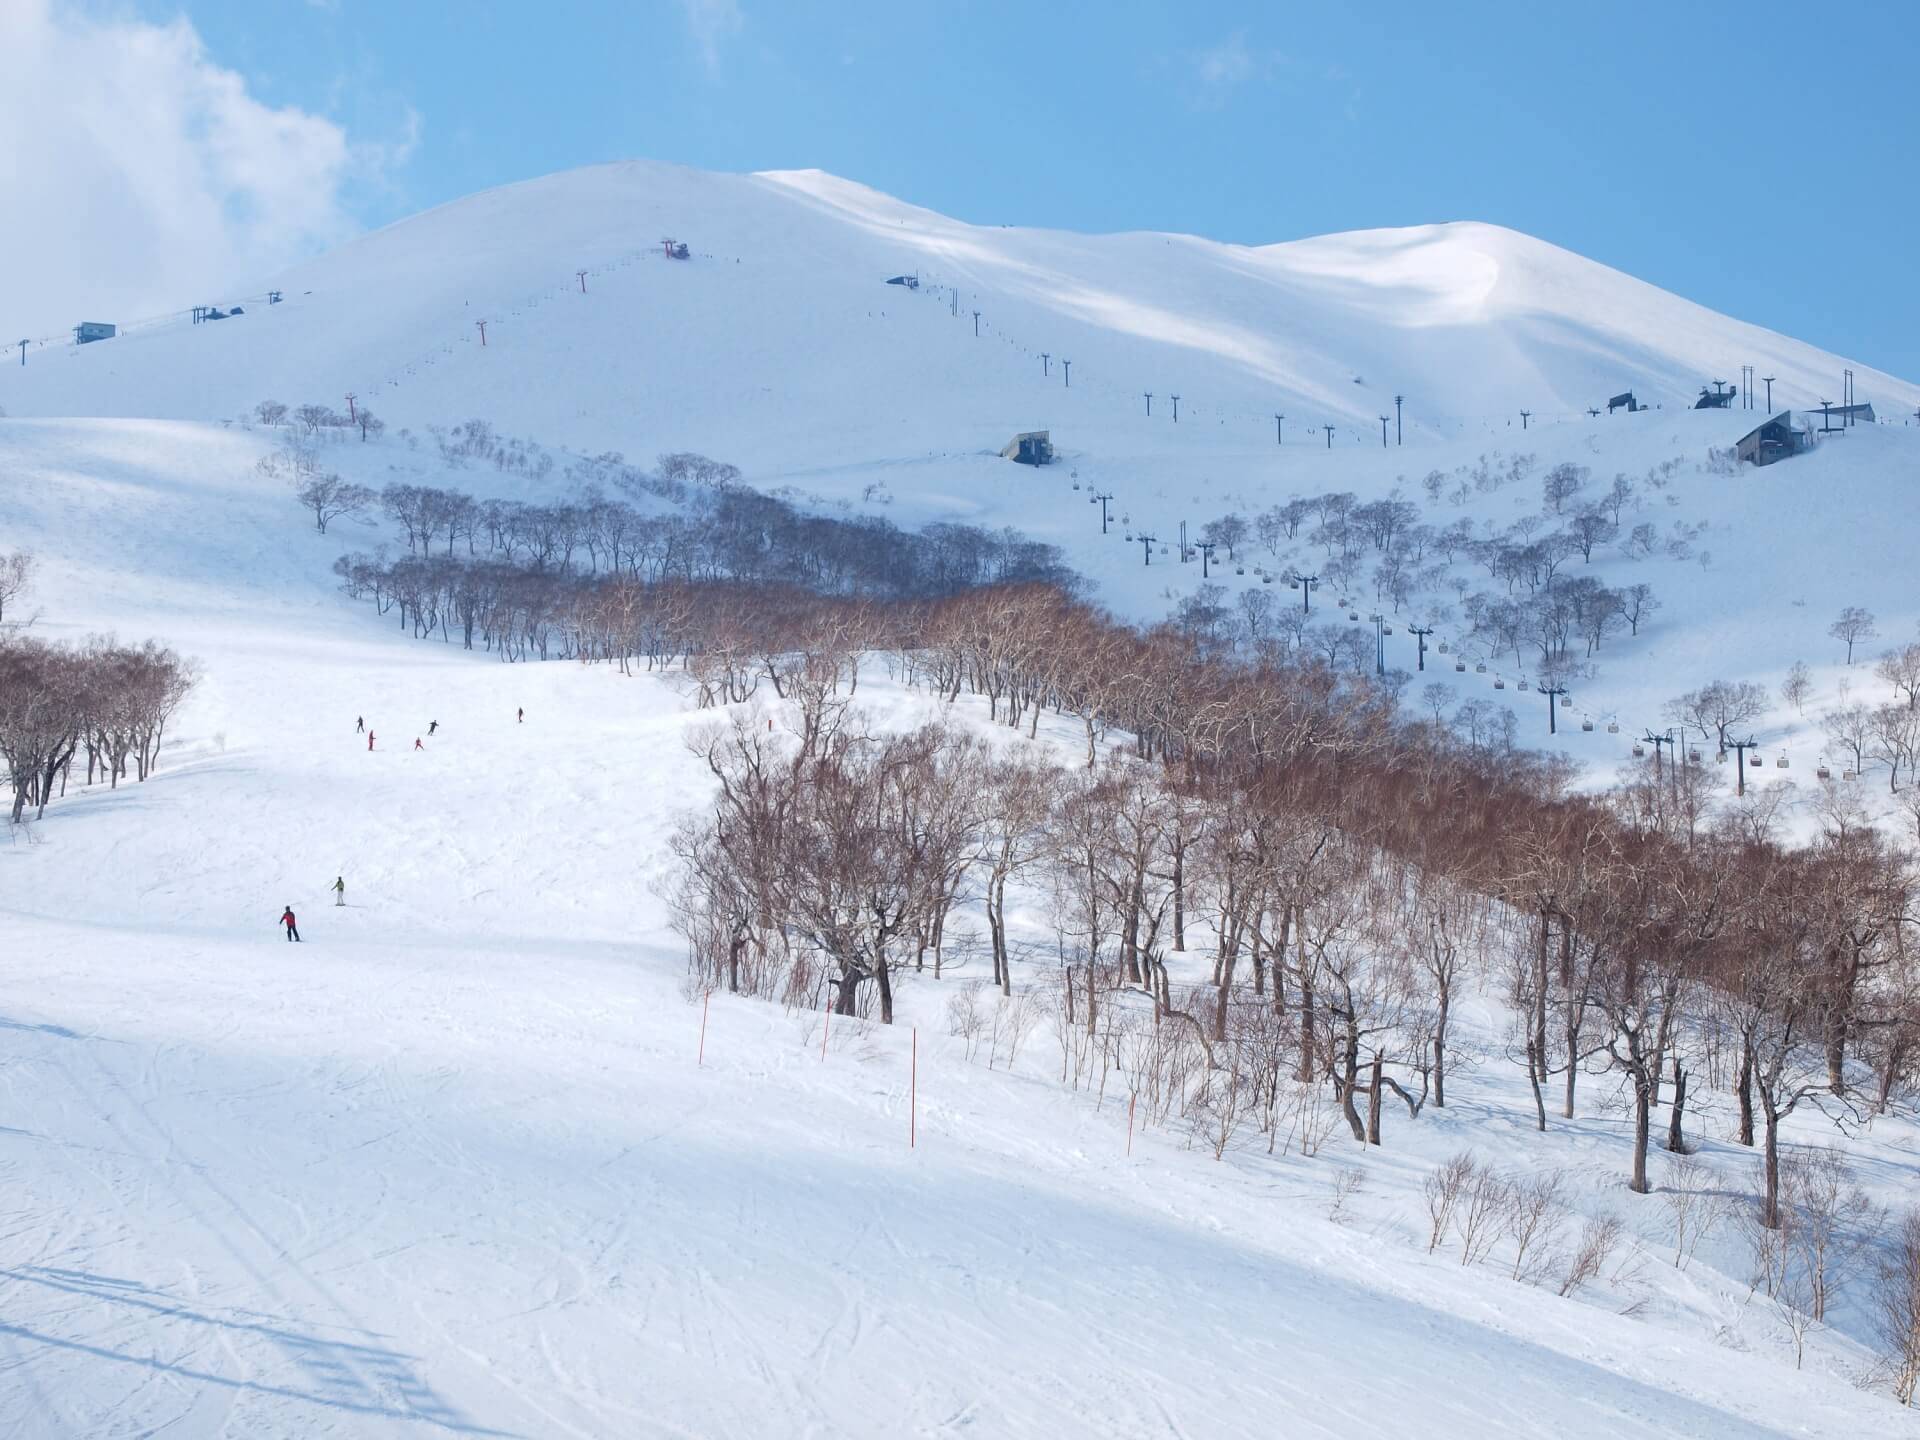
[3,162,1920,1434]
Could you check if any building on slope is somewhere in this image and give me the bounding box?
[1001,430,1054,465]
[1734,411,1811,467]
[1822,401,1876,426]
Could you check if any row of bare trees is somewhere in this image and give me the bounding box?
[663,585,1920,1169]
[312,443,1920,1393]
[650,575,1920,1400]
[0,635,196,823]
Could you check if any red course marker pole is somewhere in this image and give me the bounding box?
[910,1028,918,1150]
[698,989,710,1067]
[1127,1091,1137,1157]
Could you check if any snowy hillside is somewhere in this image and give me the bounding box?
[3,159,1915,464]
[6,159,1920,1436]
[4,417,1919,1437]
[5,159,1917,793]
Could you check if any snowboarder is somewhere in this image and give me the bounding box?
[356,716,364,733]
[368,732,375,751]
[414,737,423,751]
[331,876,345,907]
[428,720,438,736]
[280,906,301,942]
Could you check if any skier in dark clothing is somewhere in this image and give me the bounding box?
[428,720,438,735]
[356,716,364,733]
[516,707,524,724]
[280,906,301,942]
[368,732,375,751]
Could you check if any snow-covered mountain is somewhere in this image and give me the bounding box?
[5,414,1918,1438]
[6,163,1920,1436]
[4,159,1913,468]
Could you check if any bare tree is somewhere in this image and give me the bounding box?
[1780,660,1813,716]
[1878,1209,1920,1406]
[1878,642,1920,711]
[1668,679,1767,758]
[1541,462,1587,515]
[1830,606,1879,665]
[295,474,375,534]
[0,548,36,624]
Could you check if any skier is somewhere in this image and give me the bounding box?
[428,720,439,736]
[414,737,423,751]
[517,707,524,724]
[356,716,364,734]
[368,732,375,752]
[280,905,301,942]
[331,876,345,907]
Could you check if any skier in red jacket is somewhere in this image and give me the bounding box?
[280,906,300,942]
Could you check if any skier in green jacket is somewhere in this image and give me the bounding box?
[331,875,346,907]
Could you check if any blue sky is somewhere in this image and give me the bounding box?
[28,2,1920,381]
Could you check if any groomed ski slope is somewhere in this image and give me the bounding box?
[5,420,1919,1436]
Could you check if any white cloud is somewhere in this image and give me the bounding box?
[679,0,744,74]
[0,1,378,340]
[1191,31,1259,108]
[1183,31,1321,113]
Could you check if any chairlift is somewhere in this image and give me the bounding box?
[1844,769,1856,781]
[1124,533,1133,542]
[1349,611,1360,621]
[1437,641,1450,654]
[1581,719,1594,732]
[1776,756,1789,769]
[1262,573,1274,584]
[1289,578,1301,589]
[1455,661,1467,672]
[1689,749,1703,764]
[1606,722,1620,734]
[1475,662,1487,674]
[1632,744,1646,758]
[1817,764,1831,779]
[1236,566,1245,576]
[1517,679,1530,692]
[1494,678,1506,689]
[1716,750,1728,764]
[1383,625,1395,636]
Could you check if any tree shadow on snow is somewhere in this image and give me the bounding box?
[0,1266,515,1436]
